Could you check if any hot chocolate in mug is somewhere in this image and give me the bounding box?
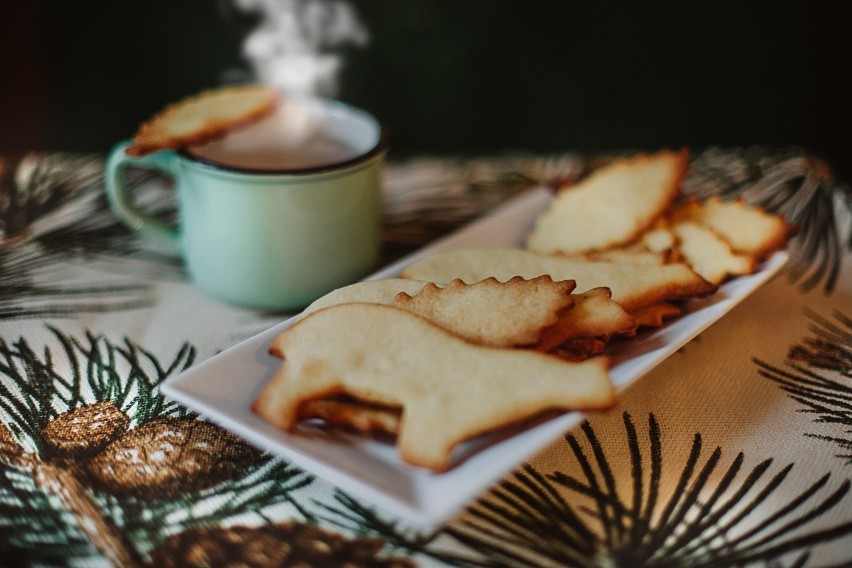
[105,97,385,310]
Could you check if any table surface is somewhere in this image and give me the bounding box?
[1,147,850,567]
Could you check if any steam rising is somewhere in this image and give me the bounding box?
[233,0,368,97]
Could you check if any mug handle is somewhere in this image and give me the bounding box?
[104,141,182,254]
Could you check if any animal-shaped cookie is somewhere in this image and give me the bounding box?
[252,303,614,472]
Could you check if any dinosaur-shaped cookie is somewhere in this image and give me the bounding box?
[252,303,614,472]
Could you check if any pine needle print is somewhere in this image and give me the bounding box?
[440,413,852,568]
[756,310,852,464]
[0,153,178,320]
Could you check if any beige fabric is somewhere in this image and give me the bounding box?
[0,148,849,566]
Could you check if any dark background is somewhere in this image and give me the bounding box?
[2,1,850,177]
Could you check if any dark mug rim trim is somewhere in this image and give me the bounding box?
[179,117,390,175]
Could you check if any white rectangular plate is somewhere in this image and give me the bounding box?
[161,186,788,531]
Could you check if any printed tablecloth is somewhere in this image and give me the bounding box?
[1,147,850,567]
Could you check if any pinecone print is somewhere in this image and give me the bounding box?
[40,400,130,458]
[0,422,24,459]
[85,416,262,498]
[146,522,415,567]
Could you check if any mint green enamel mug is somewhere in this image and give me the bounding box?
[105,97,385,310]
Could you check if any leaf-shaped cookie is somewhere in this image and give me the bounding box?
[526,150,688,255]
[400,247,716,312]
[126,84,278,156]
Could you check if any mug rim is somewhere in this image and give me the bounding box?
[179,98,389,176]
